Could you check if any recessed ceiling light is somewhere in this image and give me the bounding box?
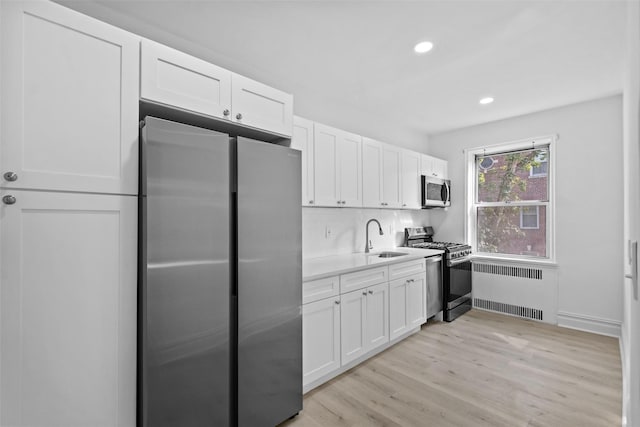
[479,97,494,105]
[414,41,434,54]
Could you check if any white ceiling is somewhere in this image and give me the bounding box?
[58,0,626,142]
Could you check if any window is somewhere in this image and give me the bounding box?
[520,206,539,229]
[467,136,554,260]
[529,153,548,177]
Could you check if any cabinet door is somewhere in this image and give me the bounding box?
[292,117,315,206]
[1,1,139,195]
[432,157,448,179]
[362,138,383,208]
[302,297,341,387]
[0,190,137,427]
[313,123,340,206]
[389,278,409,340]
[340,290,367,365]
[338,131,363,207]
[421,154,435,178]
[381,143,402,208]
[140,39,232,120]
[231,73,293,136]
[365,283,389,351]
[407,273,427,328]
[401,150,422,209]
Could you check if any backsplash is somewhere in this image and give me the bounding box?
[303,207,431,259]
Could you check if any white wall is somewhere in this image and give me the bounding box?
[302,207,430,259]
[622,2,640,425]
[427,95,624,333]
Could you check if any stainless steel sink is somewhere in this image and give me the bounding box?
[376,251,409,258]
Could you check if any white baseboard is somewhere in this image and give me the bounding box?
[557,311,621,337]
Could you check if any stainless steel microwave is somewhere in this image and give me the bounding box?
[421,176,451,208]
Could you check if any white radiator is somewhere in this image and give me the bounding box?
[472,260,558,324]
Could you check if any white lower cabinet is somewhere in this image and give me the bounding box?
[390,272,427,340]
[302,296,341,386]
[340,282,389,365]
[365,282,390,350]
[303,258,427,392]
[0,190,137,427]
[340,289,367,365]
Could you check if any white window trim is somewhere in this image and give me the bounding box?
[464,135,556,263]
[519,205,540,229]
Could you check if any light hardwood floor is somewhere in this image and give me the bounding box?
[282,309,621,427]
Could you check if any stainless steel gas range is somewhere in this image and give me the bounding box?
[405,227,473,322]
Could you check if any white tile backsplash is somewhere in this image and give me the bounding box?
[302,207,430,259]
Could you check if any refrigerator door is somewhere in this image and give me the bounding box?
[140,117,230,427]
[237,138,302,426]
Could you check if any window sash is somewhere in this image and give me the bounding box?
[466,136,555,262]
[475,147,550,204]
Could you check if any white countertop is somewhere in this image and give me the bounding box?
[303,247,445,281]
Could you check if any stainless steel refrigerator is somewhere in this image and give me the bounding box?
[139,116,302,427]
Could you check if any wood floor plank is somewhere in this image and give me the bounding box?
[280,309,621,427]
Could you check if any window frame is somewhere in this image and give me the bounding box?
[465,135,556,263]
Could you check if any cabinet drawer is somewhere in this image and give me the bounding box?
[303,275,340,305]
[340,266,387,294]
[389,258,425,281]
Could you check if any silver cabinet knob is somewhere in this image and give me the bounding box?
[3,172,17,182]
[342,201,346,205]
[223,109,230,117]
[334,300,340,305]
[368,290,373,294]
[362,291,367,296]
[236,113,243,120]
[2,195,16,205]
[402,203,407,207]
[308,200,314,205]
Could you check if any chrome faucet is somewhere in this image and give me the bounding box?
[365,219,384,253]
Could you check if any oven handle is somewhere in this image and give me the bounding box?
[447,257,472,267]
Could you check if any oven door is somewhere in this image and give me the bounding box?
[446,257,472,309]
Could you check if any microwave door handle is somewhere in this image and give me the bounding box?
[445,181,450,204]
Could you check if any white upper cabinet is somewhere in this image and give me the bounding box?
[338,131,363,207]
[401,149,422,209]
[231,73,293,136]
[362,138,383,207]
[140,39,232,120]
[140,40,293,137]
[291,116,315,206]
[362,138,401,208]
[313,123,362,207]
[421,154,448,179]
[1,0,139,195]
[381,143,402,208]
